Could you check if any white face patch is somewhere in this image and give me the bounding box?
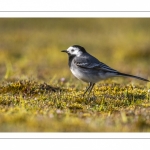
[67,46,83,57]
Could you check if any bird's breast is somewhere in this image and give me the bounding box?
[70,66,88,82]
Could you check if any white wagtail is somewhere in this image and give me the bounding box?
[61,45,149,97]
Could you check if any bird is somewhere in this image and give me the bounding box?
[61,45,149,97]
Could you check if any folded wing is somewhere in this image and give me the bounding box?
[74,54,118,73]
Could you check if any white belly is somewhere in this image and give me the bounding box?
[70,67,117,83]
[70,67,88,82]
[70,67,102,83]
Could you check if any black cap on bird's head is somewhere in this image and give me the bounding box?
[72,45,86,53]
[61,45,87,56]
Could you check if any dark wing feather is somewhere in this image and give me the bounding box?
[74,54,99,68]
[74,53,118,73]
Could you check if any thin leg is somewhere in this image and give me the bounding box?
[83,82,95,97]
[87,83,95,97]
[83,82,92,97]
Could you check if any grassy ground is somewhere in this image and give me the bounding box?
[0,18,150,132]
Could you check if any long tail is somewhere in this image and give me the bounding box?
[117,72,149,82]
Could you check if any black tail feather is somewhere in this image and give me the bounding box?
[117,72,149,82]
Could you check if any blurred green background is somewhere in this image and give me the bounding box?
[0,18,150,83]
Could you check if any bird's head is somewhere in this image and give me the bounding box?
[61,45,86,57]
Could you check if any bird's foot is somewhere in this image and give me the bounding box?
[88,95,97,101]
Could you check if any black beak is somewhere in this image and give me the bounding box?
[61,50,67,53]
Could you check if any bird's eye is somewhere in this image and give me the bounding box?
[71,49,74,52]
